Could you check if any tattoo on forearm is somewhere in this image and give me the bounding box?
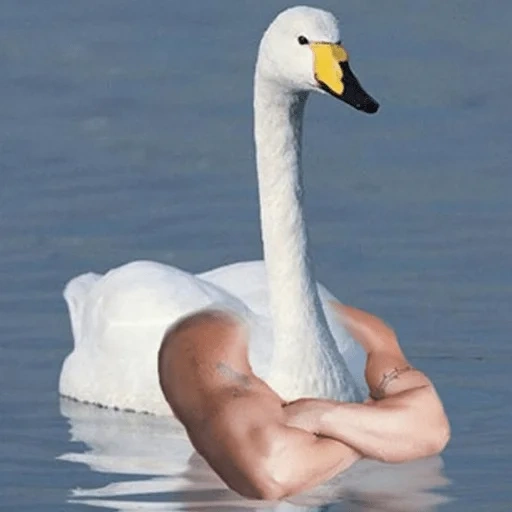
[216,362,251,390]
[370,365,415,400]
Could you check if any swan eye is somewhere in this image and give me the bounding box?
[297,35,309,45]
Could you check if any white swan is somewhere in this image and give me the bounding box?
[59,6,379,415]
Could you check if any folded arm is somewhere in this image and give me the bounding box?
[286,303,451,463]
[313,377,449,463]
[159,310,361,501]
[187,388,361,500]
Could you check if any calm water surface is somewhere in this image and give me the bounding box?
[1,1,511,510]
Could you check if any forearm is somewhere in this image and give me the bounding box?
[319,386,450,463]
[329,302,450,462]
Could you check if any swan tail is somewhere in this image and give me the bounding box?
[64,273,101,347]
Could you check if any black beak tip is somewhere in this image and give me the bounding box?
[359,99,379,114]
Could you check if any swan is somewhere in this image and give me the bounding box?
[59,6,379,415]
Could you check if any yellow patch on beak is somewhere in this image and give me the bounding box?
[311,43,349,95]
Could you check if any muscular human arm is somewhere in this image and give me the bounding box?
[289,380,449,463]
[186,387,360,500]
[285,303,450,463]
[158,311,360,501]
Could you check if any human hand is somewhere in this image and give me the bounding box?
[282,398,332,435]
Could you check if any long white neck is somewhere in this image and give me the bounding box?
[254,74,358,400]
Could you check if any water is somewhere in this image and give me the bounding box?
[1,1,511,510]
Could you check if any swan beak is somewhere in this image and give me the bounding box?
[311,43,379,114]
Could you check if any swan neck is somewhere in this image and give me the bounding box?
[253,76,337,379]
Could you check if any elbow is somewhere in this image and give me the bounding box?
[221,432,291,501]
[422,399,451,458]
[244,478,287,502]
[415,410,451,461]
[192,448,288,501]
[192,421,294,501]
[233,431,298,501]
[429,388,451,456]
[234,461,289,501]
[378,413,451,464]
[430,412,451,456]
[413,391,451,460]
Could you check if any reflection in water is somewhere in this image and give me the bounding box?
[59,399,450,511]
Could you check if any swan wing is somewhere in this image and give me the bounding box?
[60,260,253,415]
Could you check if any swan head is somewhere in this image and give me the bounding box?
[257,6,379,114]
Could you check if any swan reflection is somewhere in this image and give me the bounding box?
[59,399,450,511]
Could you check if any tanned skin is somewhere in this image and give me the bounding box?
[158,305,450,500]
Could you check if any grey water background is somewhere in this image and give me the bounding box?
[1,0,511,510]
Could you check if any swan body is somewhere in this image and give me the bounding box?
[61,260,368,415]
[60,6,378,415]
